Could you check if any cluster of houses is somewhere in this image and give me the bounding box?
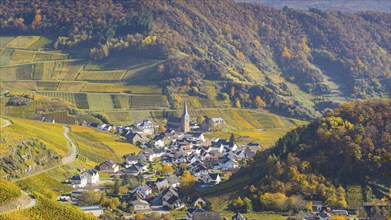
[64,103,261,218]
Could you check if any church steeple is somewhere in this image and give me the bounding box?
[181,101,190,133]
[183,101,188,117]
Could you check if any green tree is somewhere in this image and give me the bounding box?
[243,197,253,213]
[229,133,236,143]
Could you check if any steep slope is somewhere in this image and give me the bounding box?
[244,0,391,12]
[204,100,390,211]
[1,0,390,120]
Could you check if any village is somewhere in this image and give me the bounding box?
[58,103,259,219]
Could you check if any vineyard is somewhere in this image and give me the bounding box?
[37,91,169,110]
[76,70,126,81]
[0,117,68,156]
[0,178,22,206]
[6,36,40,49]
[71,125,141,162]
[0,192,97,220]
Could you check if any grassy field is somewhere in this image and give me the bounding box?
[0,117,68,156]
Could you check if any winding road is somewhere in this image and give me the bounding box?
[0,120,78,214]
[0,118,37,214]
[14,126,77,182]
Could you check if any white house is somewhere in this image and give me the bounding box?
[71,174,87,188]
[124,155,139,167]
[134,120,154,135]
[149,149,165,161]
[83,169,99,185]
[217,159,238,170]
[154,139,165,148]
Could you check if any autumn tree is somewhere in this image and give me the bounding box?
[162,164,174,174]
[197,115,205,124]
[254,96,266,108]
[233,197,244,208]
[80,190,101,205]
[235,99,241,108]
[135,213,145,220]
[180,171,195,195]
[282,47,292,60]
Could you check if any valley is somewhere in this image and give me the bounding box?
[0,0,390,219]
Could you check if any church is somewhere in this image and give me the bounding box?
[166,102,190,132]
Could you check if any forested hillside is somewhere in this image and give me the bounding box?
[218,100,390,212]
[1,0,390,119]
[244,0,391,13]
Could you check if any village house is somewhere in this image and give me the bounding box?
[71,174,87,188]
[134,120,155,135]
[34,115,55,123]
[138,149,165,162]
[155,174,180,191]
[186,208,207,220]
[79,205,104,217]
[202,117,226,131]
[84,169,99,185]
[130,199,151,213]
[161,186,184,210]
[124,154,139,167]
[130,184,153,200]
[189,195,208,208]
[126,133,143,144]
[232,211,247,220]
[99,160,119,173]
[192,211,221,220]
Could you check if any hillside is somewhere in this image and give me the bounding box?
[203,100,391,212]
[243,0,391,12]
[1,0,390,120]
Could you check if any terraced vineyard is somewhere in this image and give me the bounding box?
[1,36,168,114]
[0,178,22,206]
[0,117,68,156]
[38,91,169,110]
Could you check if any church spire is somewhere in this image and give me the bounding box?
[183,101,188,117]
[181,101,190,132]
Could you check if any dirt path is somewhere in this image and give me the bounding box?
[0,118,12,128]
[62,126,77,165]
[14,126,77,182]
[0,191,36,214]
